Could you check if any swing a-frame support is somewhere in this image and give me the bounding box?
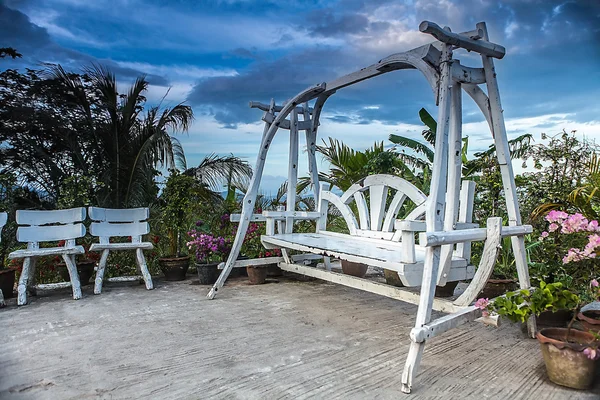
[207,21,535,394]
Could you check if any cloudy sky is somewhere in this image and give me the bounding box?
[2,0,599,193]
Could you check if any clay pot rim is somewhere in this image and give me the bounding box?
[0,267,18,274]
[536,327,598,352]
[578,311,600,325]
[159,255,190,262]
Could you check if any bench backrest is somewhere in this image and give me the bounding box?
[318,175,428,240]
[89,207,150,244]
[15,208,86,248]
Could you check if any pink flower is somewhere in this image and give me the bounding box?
[539,231,549,241]
[591,279,599,288]
[474,298,489,310]
[583,347,599,360]
[548,223,559,232]
[546,210,568,223]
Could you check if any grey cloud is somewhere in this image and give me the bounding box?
[307,9,370,37]
[0,4,169,86]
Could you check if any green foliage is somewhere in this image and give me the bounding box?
[0,64,194,208]
[158,170,208,257]
[489,281,580,323]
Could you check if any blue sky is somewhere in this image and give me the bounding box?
[1,0,599,194]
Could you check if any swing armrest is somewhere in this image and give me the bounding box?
[394,220,427,264]
[229,213,267,222]
[262,211,322,235]
[262,211,322,220]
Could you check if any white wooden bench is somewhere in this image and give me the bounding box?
[8,208,86,305]
[0,211,8,306]
[88,207,154,294]
[261,174,477,287]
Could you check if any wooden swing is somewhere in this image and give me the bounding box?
[207,21,535,394]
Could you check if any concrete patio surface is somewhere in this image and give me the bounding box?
[1,273,598,399]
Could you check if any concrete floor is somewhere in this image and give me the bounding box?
[1,273,598,400]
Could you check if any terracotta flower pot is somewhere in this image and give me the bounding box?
[578,310,600,334]
[340,260,368,278]
[196,262,220,285]
[159,256,190,281]
[536,328,598,390]
[0,268,16,299]
[246,266,267,284]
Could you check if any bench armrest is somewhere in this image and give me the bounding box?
[395,220,426,232]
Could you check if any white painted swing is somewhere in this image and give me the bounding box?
[208,21,534,393]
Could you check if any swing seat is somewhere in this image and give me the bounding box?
[261,232,473,286]
[261,174,477,287]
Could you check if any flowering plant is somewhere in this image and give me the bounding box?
[534,211,600,290]
[186,226,232,264]
[241,222,281,259]
[476,279,600,360]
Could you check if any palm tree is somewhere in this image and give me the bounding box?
[299,137,411,193]
[45,64,194,208]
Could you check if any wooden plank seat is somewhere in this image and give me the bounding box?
[260,174,477,288]
[262,232,474,286]
[8,207,86,305]
[88,207,154,294]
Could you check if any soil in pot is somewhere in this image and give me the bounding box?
[384,269,404,287]
[58,260,96,286]
[0,268,16,299]
[159,256,190,281]
[246,266,267,284]
[341,260,368,278]
[536,327,598,390]
[478,278,518,299]
[196,262,220,285]
[435,280,459,297]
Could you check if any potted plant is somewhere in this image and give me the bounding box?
[187,222,232,285]
[477,280,600,390]
[240,221,280,284]
[157,171,204,281]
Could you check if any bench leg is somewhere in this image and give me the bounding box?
[0,289,5,308]
[17,257,33,305]
[94,249,110,295]
[136,248,153,290]
[62,254,82,300]
[401,246,441,393]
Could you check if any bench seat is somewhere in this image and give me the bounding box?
[262,231,474,286]
[8,245,84,259]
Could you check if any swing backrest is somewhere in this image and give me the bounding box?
[317,174,427,240]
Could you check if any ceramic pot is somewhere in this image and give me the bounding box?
[577,310,600,334]
[340,260,368,278]
[58,260,96,286]
[536,328,598,390]
[159,256,190,281]
[0,268,16,298]
[246,266,267,284]
[196,262,220,285]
